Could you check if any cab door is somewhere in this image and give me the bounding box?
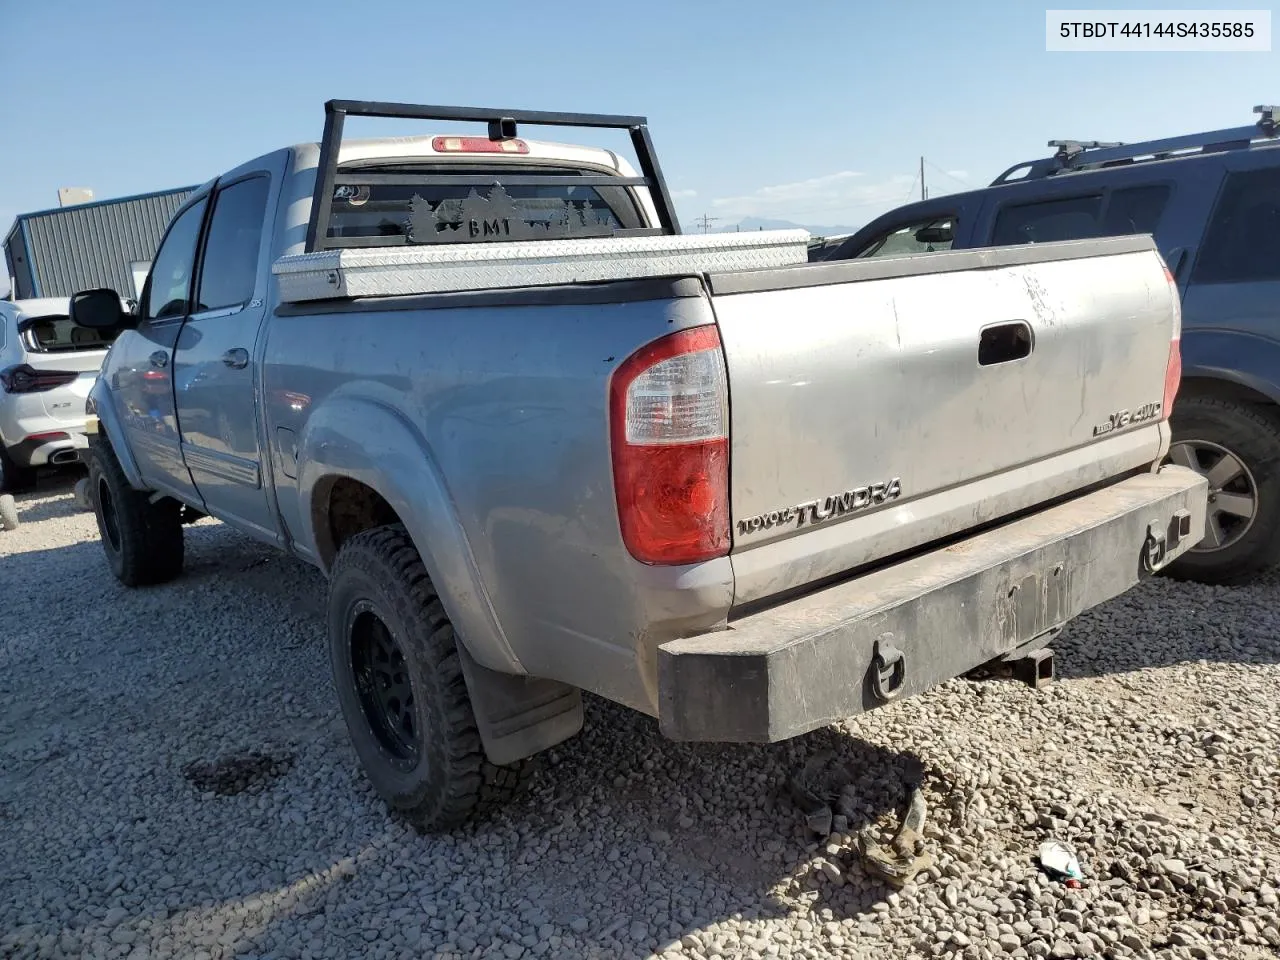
[172,173,280,544]
[107,195,209,504]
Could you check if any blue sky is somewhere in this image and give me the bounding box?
[1,0,1277,276]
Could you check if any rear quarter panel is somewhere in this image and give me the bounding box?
[263,283,734,713]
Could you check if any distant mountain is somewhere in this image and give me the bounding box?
[680,216,861,238]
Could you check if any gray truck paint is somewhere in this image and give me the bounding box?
[86,137,1204,754]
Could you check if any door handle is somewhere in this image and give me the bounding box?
[978,321,1034,366]
[222,347,250,370]
[149,351,169,369]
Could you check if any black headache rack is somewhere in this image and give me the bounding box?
[303,99,681,253]
[990,104,1280,185]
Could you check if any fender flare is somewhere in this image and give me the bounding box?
[295,391,523,674]
[1180,330,1280,407]
[87,378,145,489]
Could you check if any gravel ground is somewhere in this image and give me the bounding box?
[1,474,1278,960]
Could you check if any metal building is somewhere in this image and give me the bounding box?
[3,186,195,301]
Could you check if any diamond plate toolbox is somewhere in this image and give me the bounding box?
[271,230,812,303]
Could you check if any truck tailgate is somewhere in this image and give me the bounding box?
[709,236,1179,604]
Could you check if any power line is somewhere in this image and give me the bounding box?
[924,160,975,189]
[694,214,720,233]
[901,173,919,202]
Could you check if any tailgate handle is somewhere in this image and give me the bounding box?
[978,321,1033,366]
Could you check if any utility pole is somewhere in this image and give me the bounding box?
[920,157,927,201]
[695,214,719,234]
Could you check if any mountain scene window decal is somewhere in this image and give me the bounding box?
[408,183,618,243]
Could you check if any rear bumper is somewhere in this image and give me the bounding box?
[0,398,90,467]
[4,431,88,467]
[658,466,1208,742]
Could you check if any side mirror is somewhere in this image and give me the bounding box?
[70,289,134,331]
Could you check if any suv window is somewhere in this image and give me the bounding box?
[991,186,1171,246]
[856,216,955,258]
[196,177,270,312]
[993,195,1102,245]
[143,199,208,320]
[1191,168,1280,284]
[21,314,115,352]
[1101,185,1171,236]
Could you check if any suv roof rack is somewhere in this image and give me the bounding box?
[990,104,1280,185]
[304,99,681,252]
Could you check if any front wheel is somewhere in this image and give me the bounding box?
[327,525,533,831]
[1163,395,1280,585]
[87,440,184,586]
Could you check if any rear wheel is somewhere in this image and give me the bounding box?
[0,446,36,494]
[87,440,184,586]
[1163,395,1280,585]
[327,525,533,831]
[0,494,18,531]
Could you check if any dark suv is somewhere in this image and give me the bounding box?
[819,106,1280,585]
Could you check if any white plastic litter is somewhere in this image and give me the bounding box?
[1039,839,1084,880]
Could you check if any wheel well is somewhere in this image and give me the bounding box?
[1178,376,1278,410]
[314,477,402,568]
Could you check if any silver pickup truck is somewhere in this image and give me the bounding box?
[69,101,1208,830]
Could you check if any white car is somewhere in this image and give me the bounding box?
[0,297,114,492]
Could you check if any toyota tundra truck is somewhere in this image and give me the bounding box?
[68,100,1208,830]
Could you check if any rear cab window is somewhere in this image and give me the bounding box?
[991,185,1172,245]
[328,163,645,243]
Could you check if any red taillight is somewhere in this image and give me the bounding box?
[431,136,529,155]
[26,431,69,442]
[0,364,78,394]
[1164,338,1182,415]
[1162,258,1182,417]
[609,325,730,565]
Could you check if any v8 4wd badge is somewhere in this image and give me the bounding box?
[1093,401,1162,437]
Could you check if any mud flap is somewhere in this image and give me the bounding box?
[455,643,584,765]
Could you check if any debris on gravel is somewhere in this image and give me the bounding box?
[0,493,18,531]
[1,479,1278,960]
[182,750,296,797]
[72,477,92,512]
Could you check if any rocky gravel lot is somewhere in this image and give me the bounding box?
[2,474,1278,960]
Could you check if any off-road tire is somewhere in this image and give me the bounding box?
[0,446,36,494]
[0,494,18,531]
[1165,395,1280,586]
[327,524,534,831]
[87,439,184,587]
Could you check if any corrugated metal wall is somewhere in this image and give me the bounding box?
[8,189,193,299]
